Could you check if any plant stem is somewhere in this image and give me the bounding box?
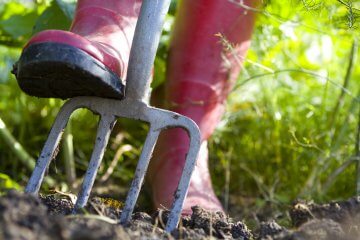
[224,153,231,212]
[234,68,356,100]
[356,99,360,195]
[301,40,358,196]
[0,117,35,170]
[0,117,55,186]
[100,144,132,183]
[329,40,357,139]
[323,156,358,192]
[62,121,76,189]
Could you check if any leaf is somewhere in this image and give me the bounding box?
[32,1,71,34]
[0,2,28,20]
[0,173,22,191]
[168,0,178,16]
[0,11,39,39]
[152,57,166,89]
[56,0,76,20]
[0,46,21,83]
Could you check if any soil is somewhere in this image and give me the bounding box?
[1,191,360,239]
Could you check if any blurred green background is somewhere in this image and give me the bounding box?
[0,0,359,224]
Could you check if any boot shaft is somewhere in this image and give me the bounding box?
[166,0,257,140]
[167,0,255,87]
[71,0,142,39]
[70,0,142,78]
[74,0,142,14]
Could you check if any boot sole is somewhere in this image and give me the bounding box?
[13,42,125,100]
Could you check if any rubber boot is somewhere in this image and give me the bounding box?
[148,0,257,214]
[13,0,142,99]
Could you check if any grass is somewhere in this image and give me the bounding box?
[209,17,360,207]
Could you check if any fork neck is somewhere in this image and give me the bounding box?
[125,0,171,102]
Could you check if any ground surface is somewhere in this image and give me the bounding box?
[1,191,360,239]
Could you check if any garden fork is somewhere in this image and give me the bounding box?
[24,0,201,232]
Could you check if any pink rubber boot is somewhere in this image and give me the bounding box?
[14,0,142,99]
[148,0,257,214]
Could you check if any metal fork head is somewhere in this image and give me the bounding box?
[25,0,201,233]
[25,96,201,232]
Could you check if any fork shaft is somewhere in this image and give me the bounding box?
[74,114,116,211]
[126,0,171,102]
[120,127,160,224]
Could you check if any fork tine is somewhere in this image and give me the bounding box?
[25,102,76,194]
[73,114,116,211]
[120,126,160,224]
[165,120,201,232]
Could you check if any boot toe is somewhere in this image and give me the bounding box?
[15,42,124,99]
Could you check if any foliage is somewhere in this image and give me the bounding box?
[0,173,21,192]
[210,0,360,207]
[0,0,359,216]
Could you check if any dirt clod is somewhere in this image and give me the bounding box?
[41,194,74,215]
[297,219,345,240]
[0,191,162,239]
[290,197,360,227]
[185,205,253,239]
[0,190,69,240]
[257,220,288,239]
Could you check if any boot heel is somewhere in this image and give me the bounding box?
[14,42,125,99]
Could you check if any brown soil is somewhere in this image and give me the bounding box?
[1,191,360,239]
